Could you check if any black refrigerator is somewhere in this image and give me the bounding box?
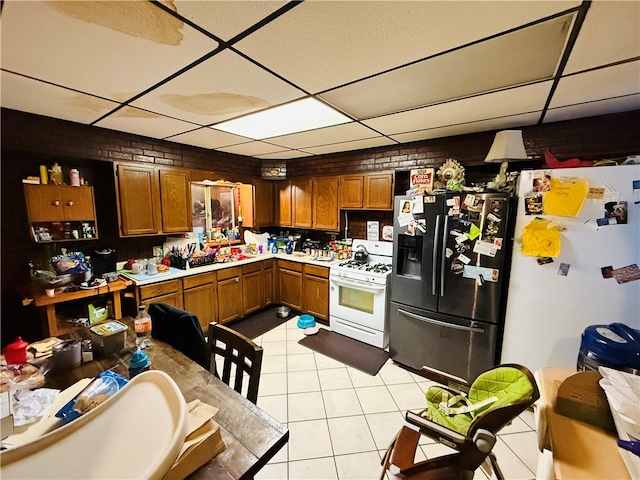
[389,192,516,384]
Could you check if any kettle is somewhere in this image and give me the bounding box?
[354,245,369,263]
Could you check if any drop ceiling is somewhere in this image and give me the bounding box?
[2,1,639,160]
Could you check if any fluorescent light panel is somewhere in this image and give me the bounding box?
[213,97,352,139]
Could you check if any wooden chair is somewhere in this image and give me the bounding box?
[206,322,264,404]
[380,364,540,480]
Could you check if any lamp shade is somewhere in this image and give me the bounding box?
[484,130,528,163]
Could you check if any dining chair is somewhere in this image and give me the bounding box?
[380,363,539,480]
[206,322,264,404]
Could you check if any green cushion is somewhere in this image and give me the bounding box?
[422,367,534,435]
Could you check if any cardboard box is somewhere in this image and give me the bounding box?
[554,370,615,432]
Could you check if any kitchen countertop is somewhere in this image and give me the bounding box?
[119,252,336,286]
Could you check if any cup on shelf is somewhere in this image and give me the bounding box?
[45,288,55,297]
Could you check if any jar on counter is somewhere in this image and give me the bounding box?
[81,339,93,362]
[70,169,80,187]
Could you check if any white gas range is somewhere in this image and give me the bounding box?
[329,239,393,349]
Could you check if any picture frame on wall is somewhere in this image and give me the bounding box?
[367,221,380,241]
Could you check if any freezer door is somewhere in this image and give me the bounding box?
[438,193,513,323]
[389,302,499,384]
[390,195,444,312]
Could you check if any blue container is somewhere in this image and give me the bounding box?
[297,314,316,329]
[577,323,640,374]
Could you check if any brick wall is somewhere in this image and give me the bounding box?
[2,108,639,343]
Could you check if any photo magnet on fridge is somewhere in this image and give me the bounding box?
[537,257,554,265]
[558,263,570,276]
[601,266,613,279]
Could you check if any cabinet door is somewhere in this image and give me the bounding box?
[159,168,192,234]
[115,164,161,236]
[217,276,243,324]
[278,269,303,311]
[277,181,292,227]
[339,175,364,209]
[62,186,96,221]
[293,178,313,228]
[242,269,263,316]
[254,180,275,227]
[183,283,217,331]
[24,185,65,221]
[313,176,339,231]
[303,275,329,322]
[264,266,274,307]
[364,173,394,210]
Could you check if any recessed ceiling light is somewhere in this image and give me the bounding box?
[213,97,352,139]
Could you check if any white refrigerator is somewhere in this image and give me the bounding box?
[501,164,640,373]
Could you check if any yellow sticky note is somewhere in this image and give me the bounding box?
[522,218,562,257]
[543,177,589,217]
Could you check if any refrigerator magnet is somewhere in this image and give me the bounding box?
[537,257,554,265]
[458,254,471,264]
[558,263,571,276]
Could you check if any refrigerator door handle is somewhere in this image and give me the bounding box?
[432,215,441,296]
[397,308,485,333]
[440,215,449,297]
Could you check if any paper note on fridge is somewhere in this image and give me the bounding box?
[543,177,589,217]
[473,240,498,257]
[463,266,499,282]
[397,212,413,227]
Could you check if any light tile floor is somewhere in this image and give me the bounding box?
[247,318,538,480]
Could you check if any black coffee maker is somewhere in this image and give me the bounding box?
[91,248,117,279]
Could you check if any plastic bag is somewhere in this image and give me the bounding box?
[0,364,47,393]
[50,252,90,275]
[55,370,128,424]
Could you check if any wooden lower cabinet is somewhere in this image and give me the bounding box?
[217,267,243,324]
[303,264,329,322]
[263,260,274,307]
[139,279,183,309]
[183,272,217,331]
[278,260,303,311]
[242,263,263,316]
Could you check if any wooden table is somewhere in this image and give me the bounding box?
[21,278,132,336]
[48,317,289,480]
[535,367,630,480]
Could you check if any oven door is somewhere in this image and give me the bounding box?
[329,275,387,331]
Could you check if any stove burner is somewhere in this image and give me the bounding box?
[336,260,392,274]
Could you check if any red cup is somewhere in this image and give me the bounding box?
[3,337,28,364]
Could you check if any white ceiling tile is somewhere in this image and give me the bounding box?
[217,141,289,156]
[550,61,640,108]
[322,14,573,119]
[564,1,640,74]
[266,122,381,149]
[301,137,396,156]
[166,1,289,41]
[256,151,314,160]
[94,106,199,139]
[235,1,579,93]
[166,127,252,150]
[1,1,217,102]
[131,50,303,125]
[0,71,119,124]
[544,94,640,123]
[363,81,553,135]
[390,112,542,143]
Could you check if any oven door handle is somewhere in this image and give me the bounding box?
[330,277,386,292]
[397,308,485,333]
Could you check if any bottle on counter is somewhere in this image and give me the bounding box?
[134,305,152,349]
[84,255,93,283]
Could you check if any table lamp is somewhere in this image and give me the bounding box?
[484,130,529,188]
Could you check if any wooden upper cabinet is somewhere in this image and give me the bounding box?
[292,178,313,228]
[115,163,161,236]
[339,175,364,209]
[276,180,292,227]
[159,168,192,234]
[253,180,275,227]
[364,173,394,209]
[24,185,96,222]
[313,176,339,231]
[114,162,192,237]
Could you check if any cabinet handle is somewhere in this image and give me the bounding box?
[52,200,60,206]
[235,277,239,283]
[66,201,74,207]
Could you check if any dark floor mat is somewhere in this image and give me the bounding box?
[226,307,292,339]
[298,328,389,376]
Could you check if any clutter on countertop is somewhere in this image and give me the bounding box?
[11,388,59,427]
